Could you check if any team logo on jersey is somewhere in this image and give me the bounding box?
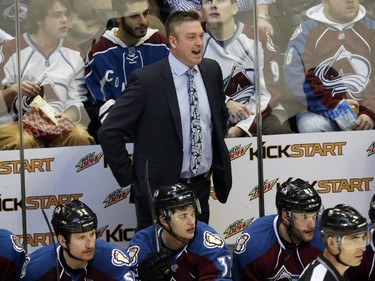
[112,248,132,266]
[223,218,253,239]
[271,265,299,281]
[248,178,278,201]
[126,245,140,265]
[75,152,103,172]
[367,141,375,157]
[223,63,255,102]
[10,234,25,252]
[203,231,224,249]
[313,46,371,100]
[229,144,251,161]
[103,187,131,208]
[233,233,250,254]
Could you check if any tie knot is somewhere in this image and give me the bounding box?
[187,68,195,77]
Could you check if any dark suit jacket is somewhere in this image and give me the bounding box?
[98,57,232,203]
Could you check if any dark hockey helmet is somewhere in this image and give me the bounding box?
[154,183,201,220]
[51,200,97,240]
[276,178,321,215]
[369,194,375,224]
[321,204,367,237]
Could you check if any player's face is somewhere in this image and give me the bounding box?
[169,204,197,242]
[323,0,359,23]
[335,232,368,266]
[68,229,96,263]
[120,2,150,39]
[41,1,71,39]
[289,211,318,242]
[169,20,204,68]
[201,0,238,26]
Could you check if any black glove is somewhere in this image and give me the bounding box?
[137,248,173,281]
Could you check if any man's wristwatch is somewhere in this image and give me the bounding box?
[258,14,271,22]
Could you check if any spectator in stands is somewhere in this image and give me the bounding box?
[0,228,27,280]
[164,0,275,35]
[127,183,232,281]
[346,193,375,280]
[233,178,323,280]
[201,0,293,137]
[284,0,375,133]
[84,0,169,141]
[0,0,95,149]
[22,200,135,280]
[299,204,368,281]
[67,0,166,55]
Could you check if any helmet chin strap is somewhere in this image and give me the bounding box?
[164,221,190,246]
[62,243,85,262]
[281,212,298,245]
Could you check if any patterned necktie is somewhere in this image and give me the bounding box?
[187,68,202,175]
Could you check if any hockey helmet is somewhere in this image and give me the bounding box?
[321,204,367,237]
[51,200,97,239]
[154,183,201,220]
[276,178,321,215]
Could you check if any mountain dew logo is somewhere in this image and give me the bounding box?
[96,225,108,238]
[248,178,278,201]
[229,144,251,160]
[103,187,131,208]
[223,218,253,239]
[367,141,375,156]
[75,152,103,172]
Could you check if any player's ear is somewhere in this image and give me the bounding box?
[327,236,339,254]
[58,235,67,248]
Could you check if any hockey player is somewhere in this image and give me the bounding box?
[0,228,28,280]
[127,183,232,281]
[299,204,368,281]
[84,0,169,138]
[346,194,375,280]
[284,0,375,133]
[21,200,134,281]
[233,178,323,281]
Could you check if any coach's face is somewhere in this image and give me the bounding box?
[323,0,359,23]
[169,20,204,68]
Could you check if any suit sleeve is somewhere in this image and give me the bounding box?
[98,70,147,187]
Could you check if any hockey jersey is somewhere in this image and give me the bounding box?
[21,239,134,281]
[203,20,275,136]
[84,27,169,105]
[0,228,27,280]
[0,33,87,122]
[127,221,232,280]
[233,214,324,281]
[284,4,375,121]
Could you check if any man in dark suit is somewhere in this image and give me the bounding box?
[98,10,232,230]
